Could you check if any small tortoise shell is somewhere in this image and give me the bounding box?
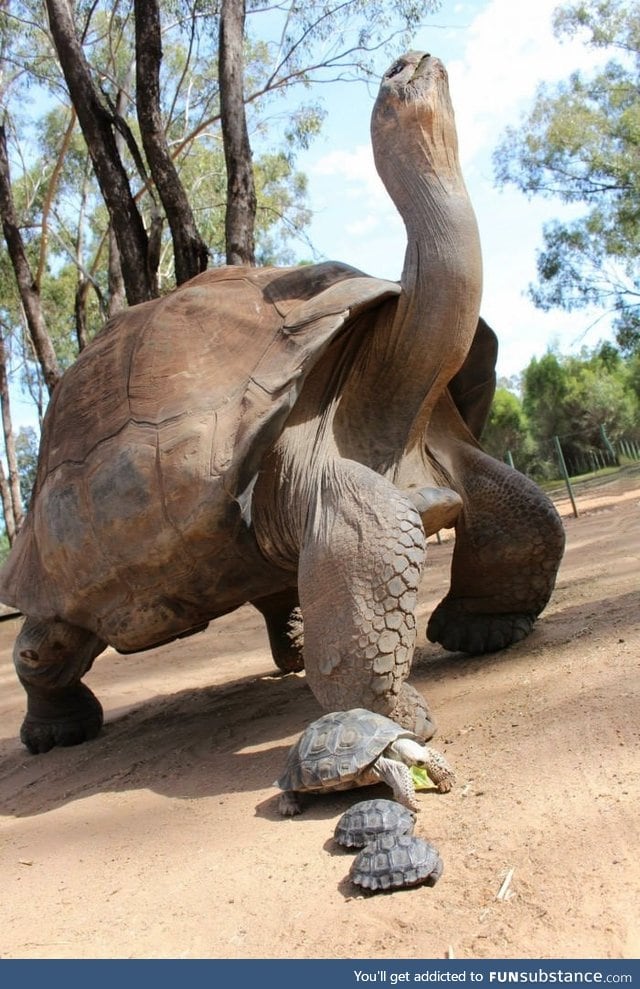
[350,833,443,892]
[334,798,416,848]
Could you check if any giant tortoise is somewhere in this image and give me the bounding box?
[0,52,564,754]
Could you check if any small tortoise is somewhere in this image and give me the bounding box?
[334,798,416,849]
[350,833,444,892]
[274,708,454,816]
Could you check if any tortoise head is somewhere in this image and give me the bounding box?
[390,736,431,767]
[391,737,456,794]
[370,51,461,204]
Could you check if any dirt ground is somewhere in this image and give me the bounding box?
[0,469,638,960]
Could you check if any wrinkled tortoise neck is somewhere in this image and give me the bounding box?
[371,98,483,464]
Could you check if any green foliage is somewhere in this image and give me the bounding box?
[521,351,570,443]
[493,0,640,354]
[0,529,9,566]
[482,387,533,468]
[15,426,39,508]
[562,351,637,442]
[627,350,640,398]
[486,342,640,479]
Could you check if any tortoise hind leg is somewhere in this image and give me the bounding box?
[15,617,106,753]
[426,398,565,654]
[251,587,305,674]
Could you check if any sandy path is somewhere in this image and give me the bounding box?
[1,470,638,959]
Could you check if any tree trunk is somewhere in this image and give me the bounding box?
[0,125,61,396]
[134,0,209,284]
[74,278,90,351]
[74,162,91,350]
[106,89,129,317]
[107,224,126,317]
[45,0,155,306]
[219,0,256,266]
[0,459,16,545]
[0,331,24,539]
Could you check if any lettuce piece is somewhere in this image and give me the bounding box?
[411,766,437,790]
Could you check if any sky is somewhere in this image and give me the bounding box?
[294,0,611,381]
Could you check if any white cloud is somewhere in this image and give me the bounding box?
[441,0,609,168]
[346,215,382,237]
[311,145,387,205]
[308,143,404,275]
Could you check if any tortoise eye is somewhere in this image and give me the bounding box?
[387,60,405,79]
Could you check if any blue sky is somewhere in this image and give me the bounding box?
[294,0,610,380]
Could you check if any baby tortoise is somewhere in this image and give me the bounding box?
[334,798,416,848]
[274,708,454,816]
[350,833,444,892]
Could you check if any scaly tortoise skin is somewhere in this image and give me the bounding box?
[350,833,444,892]
[334,798,416,849]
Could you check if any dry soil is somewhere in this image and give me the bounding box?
[0,469,638,959]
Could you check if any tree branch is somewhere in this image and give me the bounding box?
[45,0,155,305]
[134,0,209,283]
[0,123,61,396]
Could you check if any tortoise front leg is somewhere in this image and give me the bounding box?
[15,617,106,753]
[371,756,419,811]
[276,789,303,817]
[296,459,435,740]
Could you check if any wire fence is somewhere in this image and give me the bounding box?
[504,431,640,518]
[506,434,640,475]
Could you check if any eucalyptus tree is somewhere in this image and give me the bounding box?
[481,386,537,474]
[494,0,640,354]
[516,343,640,475]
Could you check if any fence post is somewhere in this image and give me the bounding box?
[505,450,515,469]
[553,435,579,518]
[599,424,618,465]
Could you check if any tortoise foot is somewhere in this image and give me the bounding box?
[427,600,535,655]
[388,682,436,741]
[20,683,104,754]
[277,790,302,817]
[272,651,305,675]
[251,592,305,674]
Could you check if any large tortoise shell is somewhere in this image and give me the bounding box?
[0,263,399,650]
